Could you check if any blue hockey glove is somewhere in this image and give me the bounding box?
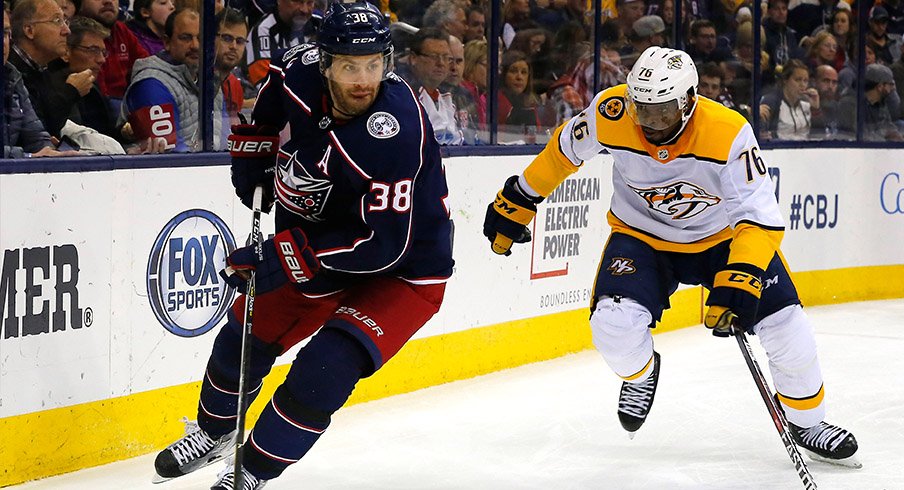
[483,175,544,256]
[219,228,320,294]
[228,124,280,212]
[704,263,764,336]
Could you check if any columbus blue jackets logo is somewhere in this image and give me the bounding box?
[367,112,400,139]
[276,151,333,222]
[632,181,721,219]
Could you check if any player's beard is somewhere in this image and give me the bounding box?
[328,79,379,119]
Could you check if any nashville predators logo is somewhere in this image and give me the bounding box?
[632,181,721,219]
[276,151,333,222]
[667,55,683,70]
[608,257,636,275]
[600,96,625,120]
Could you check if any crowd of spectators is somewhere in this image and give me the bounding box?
[4,0,903,159]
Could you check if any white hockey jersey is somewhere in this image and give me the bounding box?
[521,84,785,271]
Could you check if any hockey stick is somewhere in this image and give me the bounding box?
[234,186,264,490]
[733,326,817,490]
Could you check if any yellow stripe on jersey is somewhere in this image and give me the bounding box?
[778,385,826,411]
[523,123,581,197]
[728,222,785,271]
[608,212,733,252]
[592,86,748,164]
[622,353,655,381]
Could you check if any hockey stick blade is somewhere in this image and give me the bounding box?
[733,326,818,490]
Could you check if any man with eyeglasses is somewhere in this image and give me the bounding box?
[398,27,464,145]
[120,8,225,153]
[78,0,150,114]
[41,15,123,146]
[8,0,76,137]
[215,8,250,133]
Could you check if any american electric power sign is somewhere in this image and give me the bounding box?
[147,210,237,337]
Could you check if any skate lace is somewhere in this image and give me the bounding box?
[618,375,656,417]
[798,422,849,452]
[215,467,264,490]
[170,418,217,466]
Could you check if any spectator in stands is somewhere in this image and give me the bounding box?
[441,35,480,144]
[463,6,486,43]
[822,8,855,69]
[509,27,554,95]
[544,42,594,124]
[867,6,903,65]
[839,43,877,94]
[892,43,904,107]
[730,20,773,107]
[215,7,249,129]
[685,19,732,64]
[838,63,903,141]
[400,27,463,145]
[884,0,904,36]
[805,31,842,72]
[9,0,82,137]
[811,64,842,138]
[645,0,674,38]
[49,16,121,142]
[127,0,175,54]
[121,8,225,152]
[622,15,666,58]
[763,0,804,71]
[57,0,77,20]
[788,0,837,38]
[616,0,646,43]
[422,0,466,40]
[697,61,744,117]
[759,59,816,141]
[461,38,488,126]
[4,3,74,158]
[79,0,150,113]
[245,0,318,86]
[497,49,542,141]
[502,0,534,48]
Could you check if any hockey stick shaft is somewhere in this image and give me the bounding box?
[234,186,264,490]
[733,327,817,490]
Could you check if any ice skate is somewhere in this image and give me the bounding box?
[152,417,237,483]
[617,351,661,438]
[211,461,268,490]
[789,420,861,468]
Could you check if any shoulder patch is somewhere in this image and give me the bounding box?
[600,96,625,120]
[301,49,320,65]
[283,43,316,62]
[367,112,400,139]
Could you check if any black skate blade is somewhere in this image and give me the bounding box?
[150,452,230,483]
[804,450,863,469]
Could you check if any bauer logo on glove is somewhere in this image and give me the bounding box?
[219,227,320,294]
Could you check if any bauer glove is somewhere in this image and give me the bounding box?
[704,264,764,336]
[219,228,320,295]
[228,124,280,212]
[483,175,544,256]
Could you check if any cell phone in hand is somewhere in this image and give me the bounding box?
[57,135,81,152]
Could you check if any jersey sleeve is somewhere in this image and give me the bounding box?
[249,50,292,128]
[719,123,785,270]
[521,91,608,196]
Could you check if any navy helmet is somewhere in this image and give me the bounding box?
[319,1,394,79]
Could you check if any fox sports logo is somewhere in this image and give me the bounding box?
[147,209,237,337]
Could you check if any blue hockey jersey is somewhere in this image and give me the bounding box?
[252,44,454,291]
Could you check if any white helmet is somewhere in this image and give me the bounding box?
[625,47,698,141]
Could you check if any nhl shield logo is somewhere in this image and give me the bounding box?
[657,149,669,160]
[367,112,400,139]
[667,55,683,70]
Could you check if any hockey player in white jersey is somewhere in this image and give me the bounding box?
[483,46,860,468]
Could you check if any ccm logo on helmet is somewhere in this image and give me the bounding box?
[352,37,377,43]
[278,240,312,282]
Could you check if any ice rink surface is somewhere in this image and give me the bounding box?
[14,299,904,490]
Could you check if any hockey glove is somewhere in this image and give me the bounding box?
[228,124,280,212]
[219,228,320,295]
[704,263,764,336]
[483,175,544,256]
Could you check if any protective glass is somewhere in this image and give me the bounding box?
[322,52,393,85]
[626,98,682,131]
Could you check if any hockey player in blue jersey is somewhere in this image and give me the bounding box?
[152,3,453,488]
